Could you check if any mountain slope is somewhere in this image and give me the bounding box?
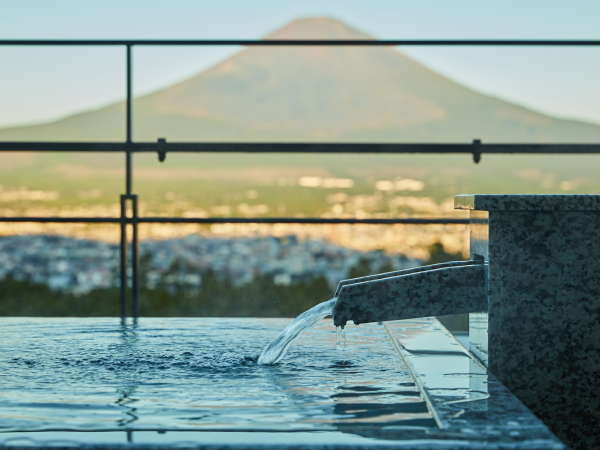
[2,16,599,143]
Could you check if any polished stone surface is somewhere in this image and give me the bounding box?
[385,318,563,449]
[333,264,487,328]
[458,194,600,449]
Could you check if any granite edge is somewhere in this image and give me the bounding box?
[454,194,600,212]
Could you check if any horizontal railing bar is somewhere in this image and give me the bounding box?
[1,39,600,46]
[138,217,469,224]
[1,142,600,154]
[0,217,121,223]
[0,217,469,225]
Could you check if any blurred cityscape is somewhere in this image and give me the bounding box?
[0,234,420,296]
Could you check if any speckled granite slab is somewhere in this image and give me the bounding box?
[456,194,600,449]
[455,193,600,211]
[333,264,487,327]
[334,260,477,296]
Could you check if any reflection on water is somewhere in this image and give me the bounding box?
[114,325,139,428]
[0,318,428,434]
[115,385,138,428]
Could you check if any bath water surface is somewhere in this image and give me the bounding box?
[1,317,433,433]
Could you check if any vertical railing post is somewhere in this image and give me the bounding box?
[119,43,140,324]
[131,194,140,321]
[119,195,128,323]
[125,43,133,194]
[125,44,140,322]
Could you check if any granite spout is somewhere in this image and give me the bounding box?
[332,261,487,328]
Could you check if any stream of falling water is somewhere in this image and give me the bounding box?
[258,298,337,365]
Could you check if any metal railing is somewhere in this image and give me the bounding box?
[1,37,598,322]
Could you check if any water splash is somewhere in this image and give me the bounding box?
[336,326,347,350]
[258,298,337,365]
[336,325,349,365]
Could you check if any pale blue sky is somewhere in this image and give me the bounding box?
[1,0,599,127]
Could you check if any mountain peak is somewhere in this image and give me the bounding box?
[265,16,374,40]
[2,16,600,144]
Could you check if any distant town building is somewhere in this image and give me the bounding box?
[0,234,419,294]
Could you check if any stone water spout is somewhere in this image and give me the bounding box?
[332,194,599,447]
[333,259,487,327]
